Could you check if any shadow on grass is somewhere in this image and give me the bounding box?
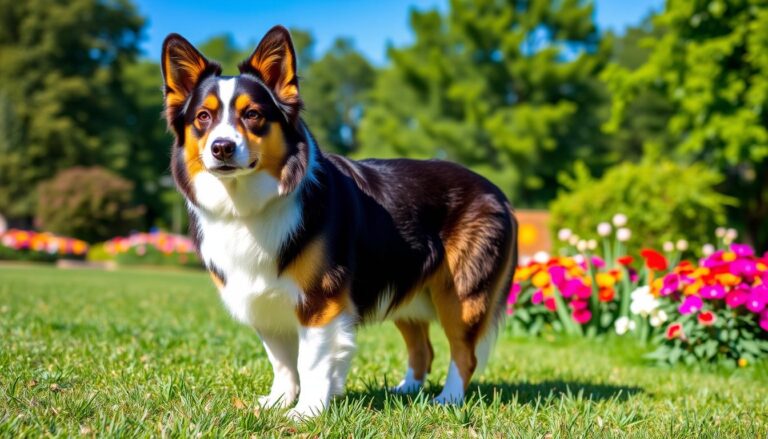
[343,379,643,411]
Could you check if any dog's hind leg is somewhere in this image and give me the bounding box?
[391,320,433,394]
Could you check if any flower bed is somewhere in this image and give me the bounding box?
[0,229,88,262]
[102,231,200,268]
[509,215,768,366]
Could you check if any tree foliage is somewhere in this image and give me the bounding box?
[603,0,768,247]
[0,0,143,219]
[357,0,610,206]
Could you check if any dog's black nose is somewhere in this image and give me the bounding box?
[211,138,235,161]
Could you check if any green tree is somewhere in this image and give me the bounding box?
[0,0,143,220]
[603,0,768,249]
[357,0,610,206]
[301,38,376,154]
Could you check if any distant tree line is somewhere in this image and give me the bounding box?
[0,0,765,249]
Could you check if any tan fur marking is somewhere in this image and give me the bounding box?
[285,238,326,291]
[235,94,252,113]
[203,94,219,111]
[248,122,287,180]
[183,125,205,178]
[209,271,224,290]
[394,320,434,380]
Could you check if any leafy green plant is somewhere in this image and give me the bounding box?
[36,167,145,243]
[550,161,734,257]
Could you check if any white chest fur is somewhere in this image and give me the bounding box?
[191,171,304,333]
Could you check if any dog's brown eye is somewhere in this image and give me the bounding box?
[244,109,261,120]
[197,111,211,122]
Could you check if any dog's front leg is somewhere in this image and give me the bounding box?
[257,330,299,408]
[288,313,356,419]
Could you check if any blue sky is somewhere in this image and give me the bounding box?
[133,0,664,65]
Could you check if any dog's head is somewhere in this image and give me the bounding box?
[161,26,311,207]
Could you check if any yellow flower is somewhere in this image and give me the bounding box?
[716,273,740,287]
[738,358,748,368]
[684,280,703,296]
[596,273,616,288]
[722,252,737,262]
[532,271,551,288]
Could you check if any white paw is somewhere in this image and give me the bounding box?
[390,378,424,394]
[432,391,464,405]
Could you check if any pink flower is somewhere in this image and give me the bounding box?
[700,285,726,300]
[730,243,754,258]
[666,322,684,340]
[570,300,588,311]
[745,292,766,313]
[725,290,748,308]
[731,259,757,278]
[591,256,606,269]
[760,310,768,332]
[548,266,567,289]
[572,308,592,324]
[507,283,520,305]
[661,274,679,296]
[532,290,543,305]
[544,297,557,312]
[678,295,703,315]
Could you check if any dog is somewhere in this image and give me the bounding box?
[161,25,518,419]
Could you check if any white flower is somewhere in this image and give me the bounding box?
[676,239,688,251]
[587,239,597,250]
[715,227,726,238]
[614,316,636,335]
[702,243,715,256]
[557,228,572,242]
[612,213,628,227]
[630,286,659,316]
[616,228,632,242]
[573,254,586,265]
[663,241,674,252]
[726,228,738,241]
[577,240,588,252]
[533,251,550,264]
[649,309,668,328]
[568,235,580,246]
[597,222,612,237]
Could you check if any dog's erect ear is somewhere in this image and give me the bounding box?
[239,26,302,119]
[161,34,220,122]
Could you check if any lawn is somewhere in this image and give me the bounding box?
[1,265,766,437]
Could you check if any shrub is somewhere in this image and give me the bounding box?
[0,229,88,262]
[549,161,734,257]
[103,231,200,268]
[36,167,145,243]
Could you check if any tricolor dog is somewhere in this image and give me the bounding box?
[161,26,518,419]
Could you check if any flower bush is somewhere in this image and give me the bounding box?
[645,244,768,366]
[508,215,768,367]
[102,231,200,268]
[0,229,88,262]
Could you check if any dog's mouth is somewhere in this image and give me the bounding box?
[209,159,258,175]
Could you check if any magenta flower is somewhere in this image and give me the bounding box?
[725,290,749,308]
[760,310,768,332]
[730,243,754,258]
[661,274,679,296]
[548,266,567,289]
[560,278,580,298]
[544,297,557,311]
[700,285,726,300]
[591,256,606,269]
[679,295,703,315]
[572,307,592,324]
[570,299,588,311]
[753,284,768,301]
[745,292,766,313]
[507,283,520,305]
[532,290,543,305]
[731,259,757,278]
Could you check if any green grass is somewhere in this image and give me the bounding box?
[1,265,766,437]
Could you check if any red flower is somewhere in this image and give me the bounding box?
[666,322,684,340]
[641,249,668,271]
[598,287,615,302]
[697,311,717,326]
[617,255,634,266]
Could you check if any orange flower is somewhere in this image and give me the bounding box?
[598,287,615,302]
[532,271,551,288]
